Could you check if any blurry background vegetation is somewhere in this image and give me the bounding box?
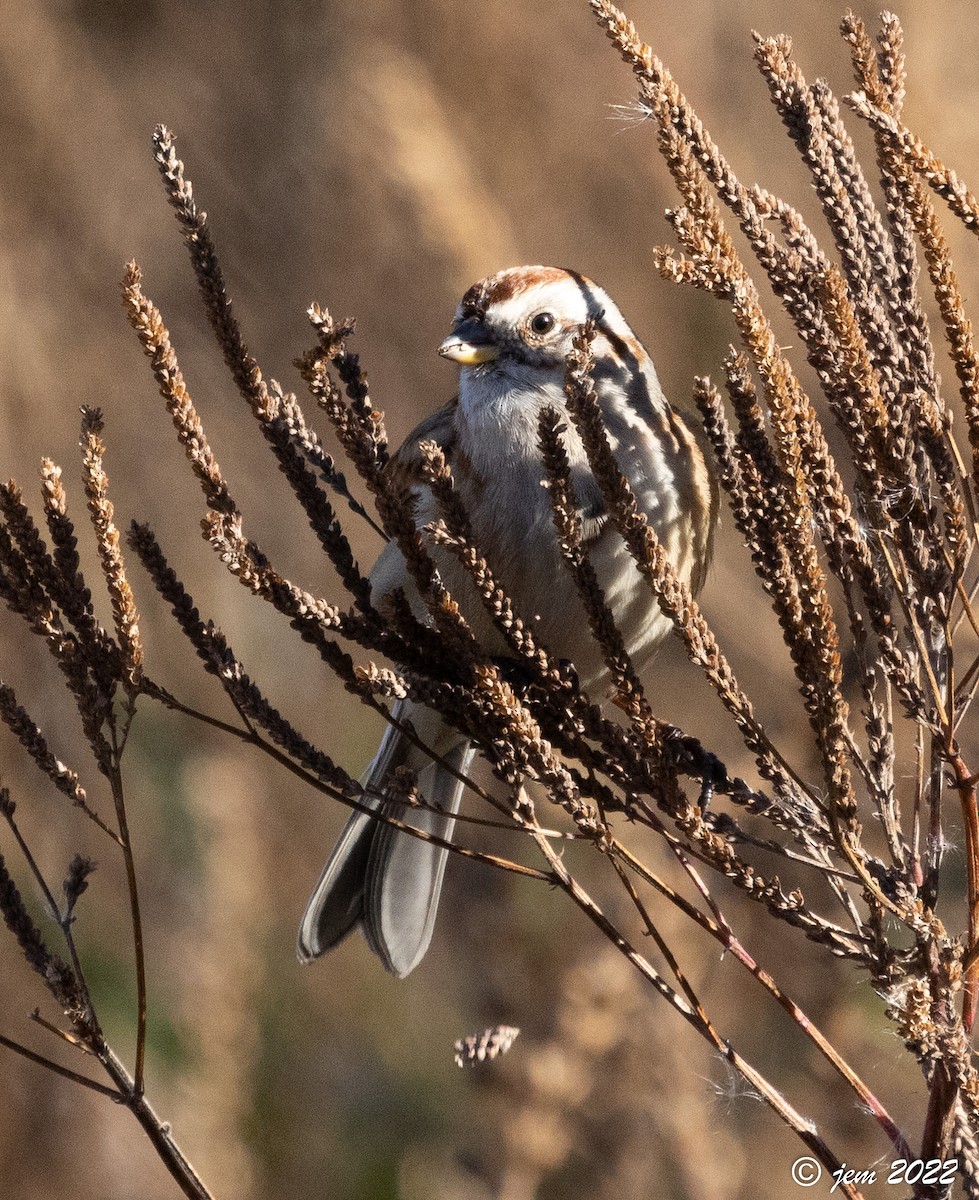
[1,2,977,1197]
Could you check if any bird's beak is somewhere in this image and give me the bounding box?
[438,318,500,365]
[438,337,499,365]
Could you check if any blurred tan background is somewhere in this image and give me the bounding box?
[1,1,978,1197]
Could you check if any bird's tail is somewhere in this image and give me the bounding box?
[297,700,474,977]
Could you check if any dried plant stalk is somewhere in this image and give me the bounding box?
[1,6,979,1199]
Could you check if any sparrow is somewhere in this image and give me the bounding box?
[297,265,717,976]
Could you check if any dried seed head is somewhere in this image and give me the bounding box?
[79,408,143,690]
[454,1025,521,1068]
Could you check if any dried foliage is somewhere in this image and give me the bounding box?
[454,1024,521,1069]
[1,6,979,1198]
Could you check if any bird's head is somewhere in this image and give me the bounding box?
[438,265,635,377]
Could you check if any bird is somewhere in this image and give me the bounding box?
[297,265,717,976]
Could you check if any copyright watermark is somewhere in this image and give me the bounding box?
[791,1157,959,1192]
[791,1157,821,1187]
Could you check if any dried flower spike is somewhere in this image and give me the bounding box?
[454,1025,521,1068]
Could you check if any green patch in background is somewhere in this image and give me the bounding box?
[78,941,193,1078]
[127,711,205,884]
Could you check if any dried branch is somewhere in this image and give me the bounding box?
[1,7,978,1196]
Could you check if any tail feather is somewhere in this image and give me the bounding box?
[363,739,475,976]
[297,700,473,976]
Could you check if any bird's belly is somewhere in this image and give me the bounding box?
[457,489,675,692]
[503,533,672,690]
[371,458,690,699]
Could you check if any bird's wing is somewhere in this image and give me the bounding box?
[382,396,459,494]
[368,397,460,616]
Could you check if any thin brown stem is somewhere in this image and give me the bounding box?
[0,1032,122,1101]
[105,735,147,1095]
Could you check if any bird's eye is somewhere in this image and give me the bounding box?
[529,311,556,335]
